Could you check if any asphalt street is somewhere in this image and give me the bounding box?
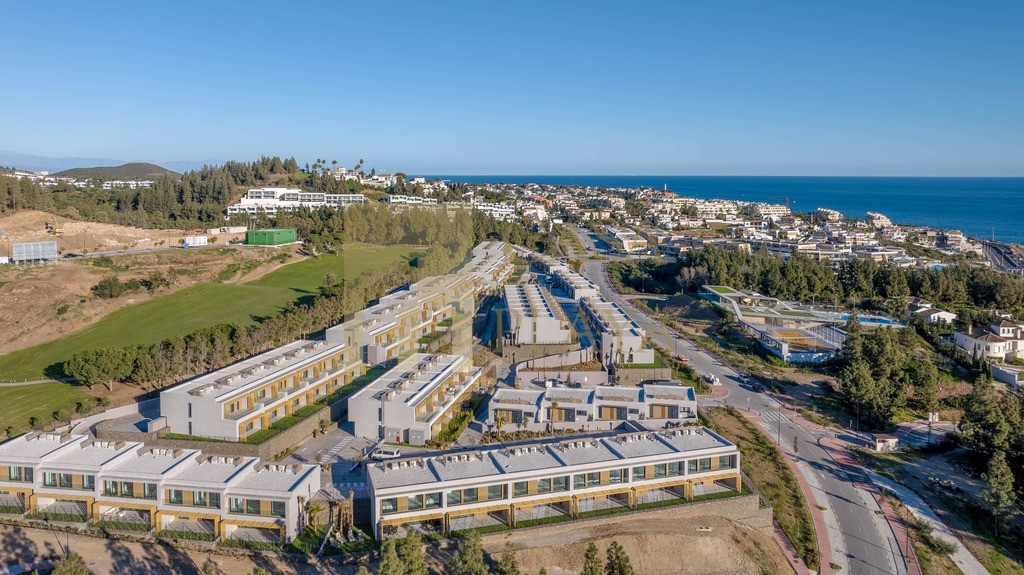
[572,227,905,575]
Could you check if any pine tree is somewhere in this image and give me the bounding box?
[446,532,490,575]
[496,549,522,575]
[914,360,941,414]
[378,538,404,575]
[982,450,1016,538]
[604,541,635,575]
[961,376,1011,457]
[51,552,90,575]
[355,569,372,575]
[581,542,603,575]
[398,533,429,575]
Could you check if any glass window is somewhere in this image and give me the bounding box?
[654,464,667,478]
[193,491,207,506]
[608,469,622,484]
[43,472,57,487]
[120,482,133,497]
[381,498,398,515]
[447,490,462,506]
[246,499,260,515]
[487,484,505,500]
[82,475,95,490]
[104,481,118,496]
[514,481,529,497]
[424,492,442,509]
[8,467,21,481]
[573,474,585,489]
[209,492,220,508]
[144,484,158,500]
[687,460,697,473]
[699,458,712,472]
[537,478,552,494]
[587,472,600,487]
[633,467,646,480]
[24,468,32,483]
[59,473,73,488]
[271,501,285,517]
[669,461,683,476]
[553,476,569,492]
[407,494,423,511]
[170,490,184,505]
[463,488,478,503]
[719,455,735,470]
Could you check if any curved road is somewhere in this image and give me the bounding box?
[572,226,904,575]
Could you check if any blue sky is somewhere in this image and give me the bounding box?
[2,0,1023,175]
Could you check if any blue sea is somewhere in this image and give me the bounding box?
[437,176,1024,244]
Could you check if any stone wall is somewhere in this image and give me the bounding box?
[614,367,672,386]
[501,342,582,362]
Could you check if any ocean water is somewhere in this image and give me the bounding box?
[438,176,1024,244]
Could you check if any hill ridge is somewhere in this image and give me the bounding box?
[55,162,180,180]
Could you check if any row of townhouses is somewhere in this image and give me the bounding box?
[488,383,697,428]
[0,433,318,543]
[367,427,741,538]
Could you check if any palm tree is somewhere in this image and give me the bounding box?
[307,501,325,529]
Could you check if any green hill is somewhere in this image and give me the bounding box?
[55,162,180,181]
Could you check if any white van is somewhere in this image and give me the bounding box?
[372,446,402,460]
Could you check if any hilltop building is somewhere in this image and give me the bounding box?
[226,187,366,217]
[954,321,1024,361]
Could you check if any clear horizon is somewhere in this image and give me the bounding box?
[3,1,1023,176]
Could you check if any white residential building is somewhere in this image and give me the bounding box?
[489,383,697,428]
[226,187,367,216]
[954,321,1024,361]
[347,353,484,445]
[503,284,572,345]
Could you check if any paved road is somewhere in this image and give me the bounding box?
[569,227,905,575]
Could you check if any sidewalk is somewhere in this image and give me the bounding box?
[739,409,830,575]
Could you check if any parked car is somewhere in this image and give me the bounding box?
[371,446,402,460]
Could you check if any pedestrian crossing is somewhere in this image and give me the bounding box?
[321,436,355,461]
[758,410,789,425]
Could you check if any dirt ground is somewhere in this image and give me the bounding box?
[0,211,297,355]
[482,515,792,575]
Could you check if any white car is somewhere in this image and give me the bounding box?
[371,446,402,460]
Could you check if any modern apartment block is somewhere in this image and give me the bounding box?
[488,382,697,428]
[160,326,364,441]
[347,354,485,445]
[346,273,476,366]
[367,427,741,539]
[605,227,649,253]
[581,295,655,366]
[0,433,319,543]
[466,242,515,295]
[226,187,367,216]
[503,284,572,345]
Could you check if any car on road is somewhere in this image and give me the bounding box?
[371,446,402,460]
[674,355,690,363]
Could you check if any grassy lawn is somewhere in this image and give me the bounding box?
[706,406,820,570]
[0,244,423,381]
[0,382,92,435]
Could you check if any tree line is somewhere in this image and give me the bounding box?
[666,245,1024,316]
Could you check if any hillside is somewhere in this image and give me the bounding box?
[55,162,180,180]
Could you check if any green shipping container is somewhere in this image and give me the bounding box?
[246,228,297,246]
